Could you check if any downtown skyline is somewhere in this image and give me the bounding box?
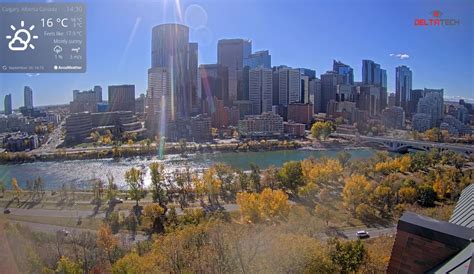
[0,0,473,108]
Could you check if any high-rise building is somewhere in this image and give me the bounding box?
[309,78,322,113]
[24,86,33,109]
[200,64,229,106]
[362,60,381,86]
[357,85,382,116]
[188,42,200,114]
[249,67,273,114]
[135,93,146,113]
[218,39,252,102]
[388,93,396,107]
[151,23,192,119]
[299,68,316,104]
[320,71,342,113]
[4,94,12,115]
[396,65,412,113]
[416,88,444,128]
[333,60,354,85]
[243,50,271,69]
[273,66,301,107]
[108,85,136,113]
[94,85,103,103]
[410,89,424,114]
[70,89,100,113]
[146,67,170,136]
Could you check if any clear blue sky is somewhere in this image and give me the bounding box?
[1,0,473,108]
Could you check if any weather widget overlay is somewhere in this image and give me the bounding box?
[0,3,86,73]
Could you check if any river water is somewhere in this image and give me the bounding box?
[0,148,376,190]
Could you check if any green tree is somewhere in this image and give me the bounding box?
[278,161,304,194]
[0,181,5,197]
[249,163,261,192]
[149,162,167,205]
[125,167,145,206]
[328,238,367,274]
[417,184,436,207]
[336,151,352,168]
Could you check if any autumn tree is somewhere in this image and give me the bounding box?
[315,204,332,226]
[125,167,145,207]
[11,177,22,205]
[0,181,5,197]
[141,203,166,235]
[236,188,290,223]
[311,121,335,140]
[194,168,222,207]
[369,185,396,217]
[417,184,436,207]
[105,172,118,202]
[55,256,82,274]
[398,186,418,204]
[261,166,280,190]
[97,223,118,263]
[342,174,372,214]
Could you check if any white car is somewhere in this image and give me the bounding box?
[356,230,369,239]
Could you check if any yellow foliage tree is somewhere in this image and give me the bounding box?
[194,168,221,206]
[97,223,118,261]
[342,174,372,214]
[11,177,22,204]
[237,188,290,223]
[141,203,165,234]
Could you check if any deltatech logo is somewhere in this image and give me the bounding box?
[414,10,460,26]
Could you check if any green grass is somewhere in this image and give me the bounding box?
[5,214,103,230]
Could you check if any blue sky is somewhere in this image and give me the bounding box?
[0,0,473,108]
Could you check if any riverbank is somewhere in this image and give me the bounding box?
[0,139,303,164]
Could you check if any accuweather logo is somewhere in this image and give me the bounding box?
[414,10,460,26]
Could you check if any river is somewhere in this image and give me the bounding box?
[0,148,376,190]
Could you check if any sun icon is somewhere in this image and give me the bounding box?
[5,20,38,51]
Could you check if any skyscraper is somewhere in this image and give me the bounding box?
[200,64,229,106]
[362,60,381,86]
[320,71,343,113]
[333,60,354,85]
[24,86,33,109]
[4,94,12,115]
[188,42,199,114]
[94,86,103,103]
[396,65,412,113]
[146,67,170,136]
[417,88,444,128]
[108,85,136,112]
[273,66,301,107]
[218,39,252,102]
[249,67,273,114]
[243,50,271,69]
[151,23,191,120]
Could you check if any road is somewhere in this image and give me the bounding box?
[4,204,395,242]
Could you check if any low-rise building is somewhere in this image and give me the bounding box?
[238,112,283,138]
[440,115,472,136]
[382,106,405,129]
[190,114,212,142]
[283,121,305,138]
[287,103,314,125]
[2,132,39,152]
[412,113,432,132]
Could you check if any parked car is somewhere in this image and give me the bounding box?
[3,209,11,214]
[356,230,370,239]
[57,229,70,238]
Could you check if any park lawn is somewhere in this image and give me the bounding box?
[5,214,103,230]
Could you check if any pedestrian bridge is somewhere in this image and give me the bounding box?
[332,133,474,156]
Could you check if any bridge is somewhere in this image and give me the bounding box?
[332,133,474,156]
